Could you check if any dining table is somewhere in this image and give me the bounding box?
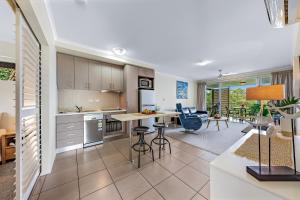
[111,111,180,162]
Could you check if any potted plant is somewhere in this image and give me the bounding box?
[275,97,300,133]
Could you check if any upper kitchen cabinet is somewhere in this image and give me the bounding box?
[57,53,75,89]
[57,53,124,92]
[111,65,124,91]
[88,61,102,90]
[74,57,89,90]
[101,63,112,90]
[101,63,124,91]
[138,67,155,78]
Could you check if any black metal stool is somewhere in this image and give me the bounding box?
[132,126,154,168]
[150,123,171,159]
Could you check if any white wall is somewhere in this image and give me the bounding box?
[40,44,57,175]
[293,23,300,135]
[0,41,15,63]
[155,72,197,111]
[0,80,15,130]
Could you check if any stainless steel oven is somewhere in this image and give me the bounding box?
[139,78,153,89]
[84,113,103,147]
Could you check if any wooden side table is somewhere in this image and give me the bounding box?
[1,131,16,164]
[207,117,229,131]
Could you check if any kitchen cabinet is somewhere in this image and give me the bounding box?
[102,63,124,91]
[124,65,139,113]
[56,114,84,152]
[57,53,75,89]
[123,65,139,129]
[101,63,112,90]
[138,67,155,78]
[88,61,102,90]
[74,57,89,90]
[111,65,124,91]
[57,53,124,92]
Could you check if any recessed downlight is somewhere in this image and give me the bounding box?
[195,60,213,66]
[112,47,127,56]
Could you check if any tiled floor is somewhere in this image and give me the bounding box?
[30,133,217,200]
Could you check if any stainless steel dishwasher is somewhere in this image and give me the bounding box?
[84,113,103,147]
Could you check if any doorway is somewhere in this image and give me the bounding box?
[0,1,16,199]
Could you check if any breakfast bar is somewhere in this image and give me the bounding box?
[111,111,180,162]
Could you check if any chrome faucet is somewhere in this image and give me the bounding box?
[75,105,82,112]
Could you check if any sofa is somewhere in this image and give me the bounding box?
[188,107,208,122]
[180,106,208,122]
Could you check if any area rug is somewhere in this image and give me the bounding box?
[0,161,15,200]
[166,122,248,155]
[235,134,293,167]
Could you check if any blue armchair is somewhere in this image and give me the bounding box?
[176,103,202,131]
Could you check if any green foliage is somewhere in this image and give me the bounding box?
[206,90,212,111]
[229,88,245,107]
[210,104,219,117]
[276,97,299,107]
[229,88,257,109]
[249,103,269,117]
[0,68,14,80]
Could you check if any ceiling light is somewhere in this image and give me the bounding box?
[240,81,247,85]
[112,47,127,56]
[195,60,213,66]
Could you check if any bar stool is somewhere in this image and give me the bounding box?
[132,126,154,168]
[150,123,171,159]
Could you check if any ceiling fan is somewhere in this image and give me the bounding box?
[217,69,237,79]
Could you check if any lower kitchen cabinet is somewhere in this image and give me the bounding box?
[56,114,84,152]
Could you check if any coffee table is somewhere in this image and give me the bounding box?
[207,117,229,131]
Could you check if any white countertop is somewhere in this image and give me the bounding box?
[211,130,300,200]
[56,109,127,116]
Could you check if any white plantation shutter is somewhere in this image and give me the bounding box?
[16,8,41,200]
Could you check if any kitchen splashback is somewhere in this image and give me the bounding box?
[58,89,121,112]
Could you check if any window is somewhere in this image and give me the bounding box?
[0,66,15,80]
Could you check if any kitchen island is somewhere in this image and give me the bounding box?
[111,111,180,162]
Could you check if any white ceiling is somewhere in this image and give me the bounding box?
[47,0,296,80]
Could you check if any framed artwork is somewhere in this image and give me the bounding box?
[176,81,188,99]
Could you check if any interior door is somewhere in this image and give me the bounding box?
[16,8,41,200]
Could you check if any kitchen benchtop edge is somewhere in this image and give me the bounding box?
[56,109,127,116]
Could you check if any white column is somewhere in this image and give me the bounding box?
[218,82,222,113]
[293,57,300,135]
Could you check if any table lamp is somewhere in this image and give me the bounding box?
[245,84,300,181]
